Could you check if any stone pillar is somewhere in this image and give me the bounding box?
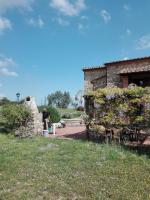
[24,96,43,135]
[122,75,129,88]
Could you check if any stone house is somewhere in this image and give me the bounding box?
[83,56,150,116]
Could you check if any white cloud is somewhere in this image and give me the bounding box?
[0,68,18,76]
[136,35,150,50]
[0,56,16,68]
[50,0,86,16]
[123,4,130,11]
[100,10,111,23]
[0,0,34,13]
[0,55,18,77]
[0,17,12,34]
[27,16,44,28]
[0,17,12,29]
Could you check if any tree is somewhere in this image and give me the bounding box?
[61,92,71,108]
[75,90,84,107]
[71,90,84,109]
[0,97,11,106]
[47,91,71,108]
[47,107,61,123]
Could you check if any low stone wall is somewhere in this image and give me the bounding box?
[64,119,84,127]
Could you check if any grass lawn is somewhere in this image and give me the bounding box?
[0,134,150,200]
[57,108,83,119]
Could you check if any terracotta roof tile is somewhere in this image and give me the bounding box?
[105,56,150,65]
[82,65,106,71]
[82,56,150,71]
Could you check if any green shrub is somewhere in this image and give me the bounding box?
[62,113,72,119]
[71,112,82,118]
[61,111,82,119]
[1,104,31,130]
[76,106,84,111]
[47,107,61,123]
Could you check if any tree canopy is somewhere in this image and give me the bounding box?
[47,91,71,108]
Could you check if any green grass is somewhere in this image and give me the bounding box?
[57,108,82,119]
[0,134,150,200]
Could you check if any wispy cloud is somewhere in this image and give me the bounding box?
[27,16,44,28]
[0,55,18,77]
[100,10,111,23]
[0,0,34,13]
[80,15,88,20]
[56,17,70,26]
[126,29,131,36]
[78,15,89,32]
[123,57,129,60]
[78,23,84,30]
[123,4,130,11]
[78,22,89,32]
[120,29,132,40]
[136,34,150,50]
[0,17,12,34]
[50,0,86,16]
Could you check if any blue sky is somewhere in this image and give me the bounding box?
[0,0,150,104]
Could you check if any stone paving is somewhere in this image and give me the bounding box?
[143,136,150,145]
[50,125,87,140]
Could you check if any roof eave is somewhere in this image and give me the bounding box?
[82,66,106,72]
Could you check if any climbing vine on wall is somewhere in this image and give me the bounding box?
[88,85,150,128]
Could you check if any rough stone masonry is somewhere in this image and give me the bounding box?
[15,96,43,137]
[83,56,150,94]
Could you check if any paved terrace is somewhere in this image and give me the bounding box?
[51,125,87,140]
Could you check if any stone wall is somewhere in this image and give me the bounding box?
[84,67,106,94]
[106,60,150,87]
[93,77,107,90]
[83,58,150,94]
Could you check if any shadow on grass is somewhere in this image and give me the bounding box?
[122,144,150,158]
[61,130,87,140]
[61,129,150,158]
[0,127,10,135]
